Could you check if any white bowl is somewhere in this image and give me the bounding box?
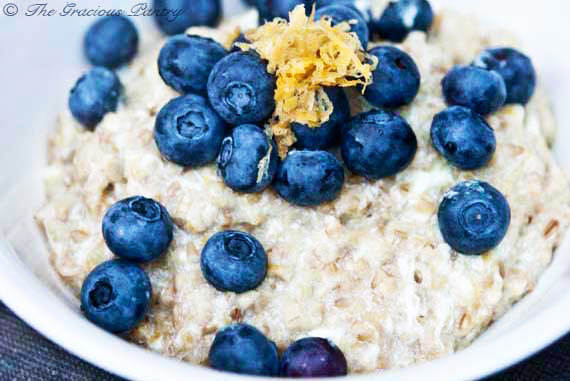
[1,0,570,380]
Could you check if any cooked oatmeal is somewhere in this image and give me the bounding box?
[36,7,570,373]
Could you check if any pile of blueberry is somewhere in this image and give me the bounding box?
[69,0,539,376]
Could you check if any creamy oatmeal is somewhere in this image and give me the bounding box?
[36,6,570,373]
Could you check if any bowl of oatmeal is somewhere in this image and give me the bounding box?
[2,0,570,379]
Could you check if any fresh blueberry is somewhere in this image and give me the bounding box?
[255,0,312,22]
[209,324,279,376]
[153,0,221,35]
[68,67,122,129]
[315,5,369,49]
[280,337,348,377]
[438,180,511,255]
[80,259,152,334]
[370,0,434,42]
[274,150,345,206]
[473,48,536,105]
[363,46,420,109]
[158,35,226,95]
[102,196,173,262]
[154,94,227,167]
[84,16,138,69]
[341,110,417,179]
[442,65,507,115]
[201,230,268,293]
[431,106,496,170]
[292,87,350,150]
[218,124,278,193]
[208,51,276,125]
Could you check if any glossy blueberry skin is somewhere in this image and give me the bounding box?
[218,124,278,193]
[315,5,369,49]
[370,0,434,42]
[341,110,417,179]
[153,0,221,35]
[292,87,350,150]
[201,230,268,293]
[280,337,348,377]
[208,51,277,125]
[442,65,507,115]
[68,67,122,129]
[154,94,227,167]
[80,259,152,334]
[363,46,420,109]
[102,196,174,263]
[255,0,312,22]
[431,106,496,170]
[274,150,345,207]
[438,180,511,255]
[209,324,279,376]
[84,16,138,69]
[158,35,226,95]
[474,48,536,105]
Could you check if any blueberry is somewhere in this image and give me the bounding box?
[153,0,221,35]
[218,124,278,193]
[280,337,348,377]
[315,5,369,49]
[208,323,279,376]
[292,87,350,150]
[208,51,276,125]
[474,48,536,105]
[438,180,511,255]
[158,35,226,95]
[341,110,417,179]
[255,0,312,22]
[442,65,507,115]
[68,67,122,129]
[363,46,421,109]
[200,230,268,293]
[370,0,434,42]
[431,106,496,170]
[80,259,152,333]
[274,150,345,206]
[154,94,227,167]
[84,16,138,69]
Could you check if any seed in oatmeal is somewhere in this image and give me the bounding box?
[341,109,417,179]
[208,323,279,376]
[438,180,511,255]
[431,106,496,170]
[84,15,139,69]
[102,196,174,263]
[315,4,370,49]
[370,0,434,43]
[280,337,348,377]
[80,259,152,334]
[363,45,421,109]
[153,0,221,35]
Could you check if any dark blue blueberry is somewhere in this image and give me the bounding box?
[153,0,221,35]
[208,51,276,125]
[274,150,345,206]
[218,124,278,193]
[431,106,496,170]
[154,94,227,167]
[68,67,122,129]
[208,323,279,376]
[255,0,311,22]
[315,5,369,49]
[363,46,420,109]
[292,87,350,150]
[370,0,433,42]
[201,230,268,293]
[315,0,359,11]
[280,337,348,377]
[84,16,138,69]
[158,35,226,95]
[341,110,417,179]
[80,259,152,333]
[442,65,507,115]
[102,196,174,262]
[474,48,536,105]
[438,180,511,255]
